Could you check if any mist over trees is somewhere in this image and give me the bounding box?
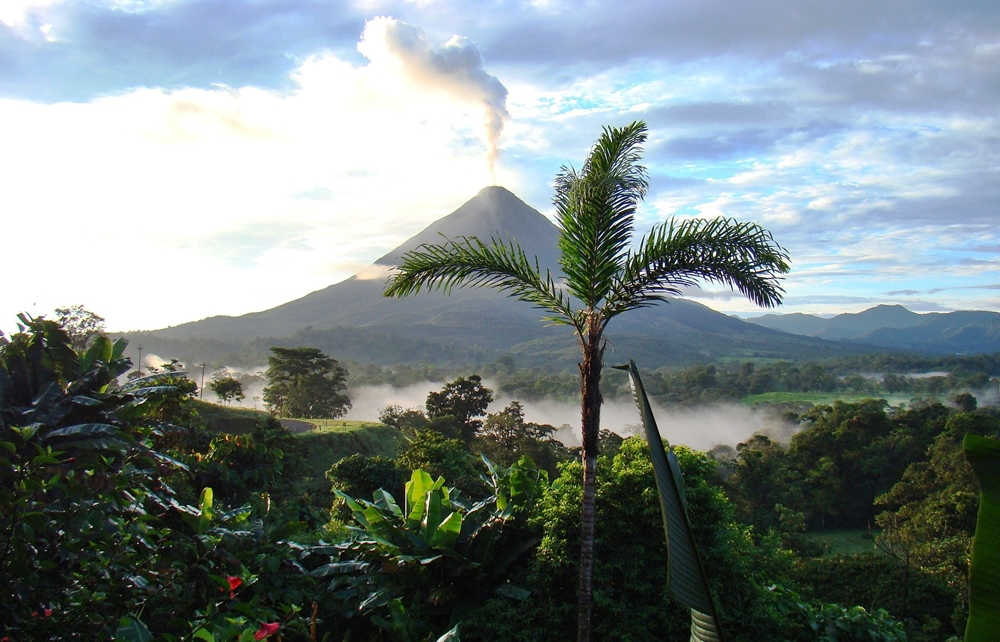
[3,305,998,640]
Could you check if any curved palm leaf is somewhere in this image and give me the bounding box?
[384,235,581,333]
[553,121,648,307]
[615,360,724,642]
[964,433,1000,641]
[602,217,789,321]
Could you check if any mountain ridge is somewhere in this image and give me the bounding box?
[123,186,881,369]
[748,305,1000,354]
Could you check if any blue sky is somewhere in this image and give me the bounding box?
[2,0,998,331]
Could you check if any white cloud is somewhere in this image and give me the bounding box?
[0,20,508,332]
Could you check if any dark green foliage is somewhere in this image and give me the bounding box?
[728,400,955,531]
[425,374,493,442]
[208,373,244,404]
[327,453,408,522]
[476,400,569,476]
[763,585,906,642]
[470,438,798,641]
[197,419,294,504]
[875,410,1000,629]
[263,346,350,418]
[0,315,316,640]
[399,429,487,496]
[616,360,722,638]
[311,458,546,640]
[791,554,956,640]
[964,433,1000,641]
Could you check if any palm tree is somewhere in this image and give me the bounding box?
[384,120,789,642]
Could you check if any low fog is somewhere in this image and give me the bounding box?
[344,379,799,451]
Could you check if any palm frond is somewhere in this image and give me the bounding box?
[553,121,649,307]
[601,217,789,322]
[614,360,725,641]
[384,236,582,333]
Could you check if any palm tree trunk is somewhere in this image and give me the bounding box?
[577,316,604,642]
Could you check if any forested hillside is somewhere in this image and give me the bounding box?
[4,314,997,640]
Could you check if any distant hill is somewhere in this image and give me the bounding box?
[749,305,1000,354]
[122,186,870,370]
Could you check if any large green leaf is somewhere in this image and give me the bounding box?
[79,334,112,372]
[964,433,1000,642]
[615,360,724,642]
[405,469,435,527]
[115,615,153,642]
[42,422,118,441]
[430,511,463,549]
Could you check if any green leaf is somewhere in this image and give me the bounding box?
[429,511,463,549]
[43,423,117,441]
[436,624,461,641]
[310,561,370,576]
[405,469,434,527]
[615,360,724,641]
[373,488,403,517]
[80,334,112,371]
[198,487,214,531]
[115,615,153,642]
[423,487,445,540]
[193,629,216,642]
[964,433,1000,642]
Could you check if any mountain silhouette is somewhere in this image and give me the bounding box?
[126,186,864,368]
[751,305,1000,354]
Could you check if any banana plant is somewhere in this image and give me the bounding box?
[963,433,1000,641]
[615,360,724,642]
[317,458,543,640]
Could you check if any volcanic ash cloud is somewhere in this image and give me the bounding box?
[359,16,509,183]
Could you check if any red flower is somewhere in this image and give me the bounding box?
[43,608,53,617]
[226,576,242,598]
[254,622,280,640]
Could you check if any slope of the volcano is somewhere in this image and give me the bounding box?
[131,186,866,367]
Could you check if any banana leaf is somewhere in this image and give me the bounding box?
[615,360,724,642]
[964,433,1000,642]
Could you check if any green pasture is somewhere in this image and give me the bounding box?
[741,391,914,407]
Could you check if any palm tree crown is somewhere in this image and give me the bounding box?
[386,120,787,338]
[384,120,789,642]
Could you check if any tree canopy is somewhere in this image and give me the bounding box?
[425,374,493,442]
[263,347,350,418]
[209,373,244,405]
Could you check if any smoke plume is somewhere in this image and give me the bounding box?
[358,17,509,183]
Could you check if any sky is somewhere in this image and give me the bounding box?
[1,0,998,333]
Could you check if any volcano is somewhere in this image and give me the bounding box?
[125,187,861,368]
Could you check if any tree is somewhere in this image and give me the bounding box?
[425,375,493,443]
[209,373,244,405]
[54,304,105,351]
[262,347,350,418]
[385,120,788,641]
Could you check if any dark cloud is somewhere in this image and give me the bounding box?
[478,0,1000,70]
[643,101,792,126]
[653,129,780,161]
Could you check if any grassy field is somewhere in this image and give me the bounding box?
[286,419,405,508]
[802,529,882,556]
[741,391,914,407]
[290,418,386,433]
[192,402,403,508]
